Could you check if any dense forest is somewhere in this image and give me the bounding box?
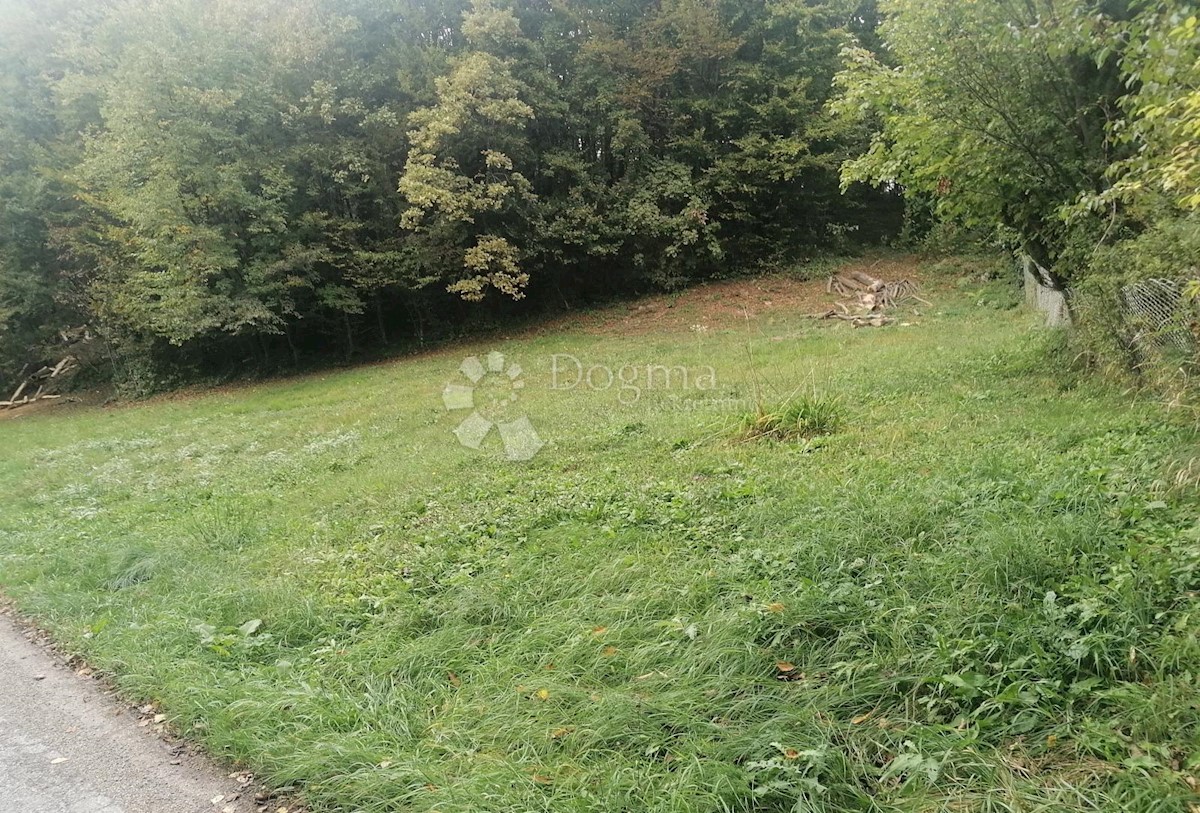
[0,0,1196,393]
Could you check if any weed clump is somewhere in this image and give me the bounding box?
[105,546,159,590]
[738,395,845,441]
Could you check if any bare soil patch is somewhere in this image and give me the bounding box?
[578,255,929,336]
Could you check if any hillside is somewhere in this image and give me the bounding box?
[2,256,1198,812]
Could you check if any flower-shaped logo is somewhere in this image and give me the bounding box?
[442,351,544,461]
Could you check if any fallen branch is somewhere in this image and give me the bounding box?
[884,279,931,307]
[50,356,73,378]
[814,309,896,327]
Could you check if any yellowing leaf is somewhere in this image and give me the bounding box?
[592,626,608,635]
[776,661,797,673]
[851,712,873,725]
[602,646,619,657]
[550,727,574,739]
[766,602,785,613]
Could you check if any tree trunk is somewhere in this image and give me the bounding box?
[375,297,388,346]
[283,324,299,366]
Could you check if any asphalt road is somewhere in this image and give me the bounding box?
[0,615,254,813]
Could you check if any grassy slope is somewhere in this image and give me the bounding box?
[1,256,1198,812]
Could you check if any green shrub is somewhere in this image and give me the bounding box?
[738,394,845,442]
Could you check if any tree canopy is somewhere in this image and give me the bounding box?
[1,0,1196,391]
[834,0,1199,294]
[0,0,896,389]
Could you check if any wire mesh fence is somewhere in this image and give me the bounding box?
[1088,275,1200,383]
[1025,257,1199,391]
[1120,278,1198,356]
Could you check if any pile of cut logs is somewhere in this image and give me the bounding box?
[1,356,77,409]
[815,268,930,327]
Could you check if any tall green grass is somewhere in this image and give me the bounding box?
[737,393,845,441]
[1,257,1198,812]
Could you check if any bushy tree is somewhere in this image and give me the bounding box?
[398,0,537,301]
[0,0,85,383]
[1111,7,1200,213]
[833,0,1132,287]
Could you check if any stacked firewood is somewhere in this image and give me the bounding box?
[816,269,930,327]
[1,356,78,409]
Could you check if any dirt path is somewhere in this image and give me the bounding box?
[0,616,256,813]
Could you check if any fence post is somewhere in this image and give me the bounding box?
[1022,256,1071,327]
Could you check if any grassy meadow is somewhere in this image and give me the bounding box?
[1,256,1199,812]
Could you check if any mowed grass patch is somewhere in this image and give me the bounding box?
[1,256,1199,812]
